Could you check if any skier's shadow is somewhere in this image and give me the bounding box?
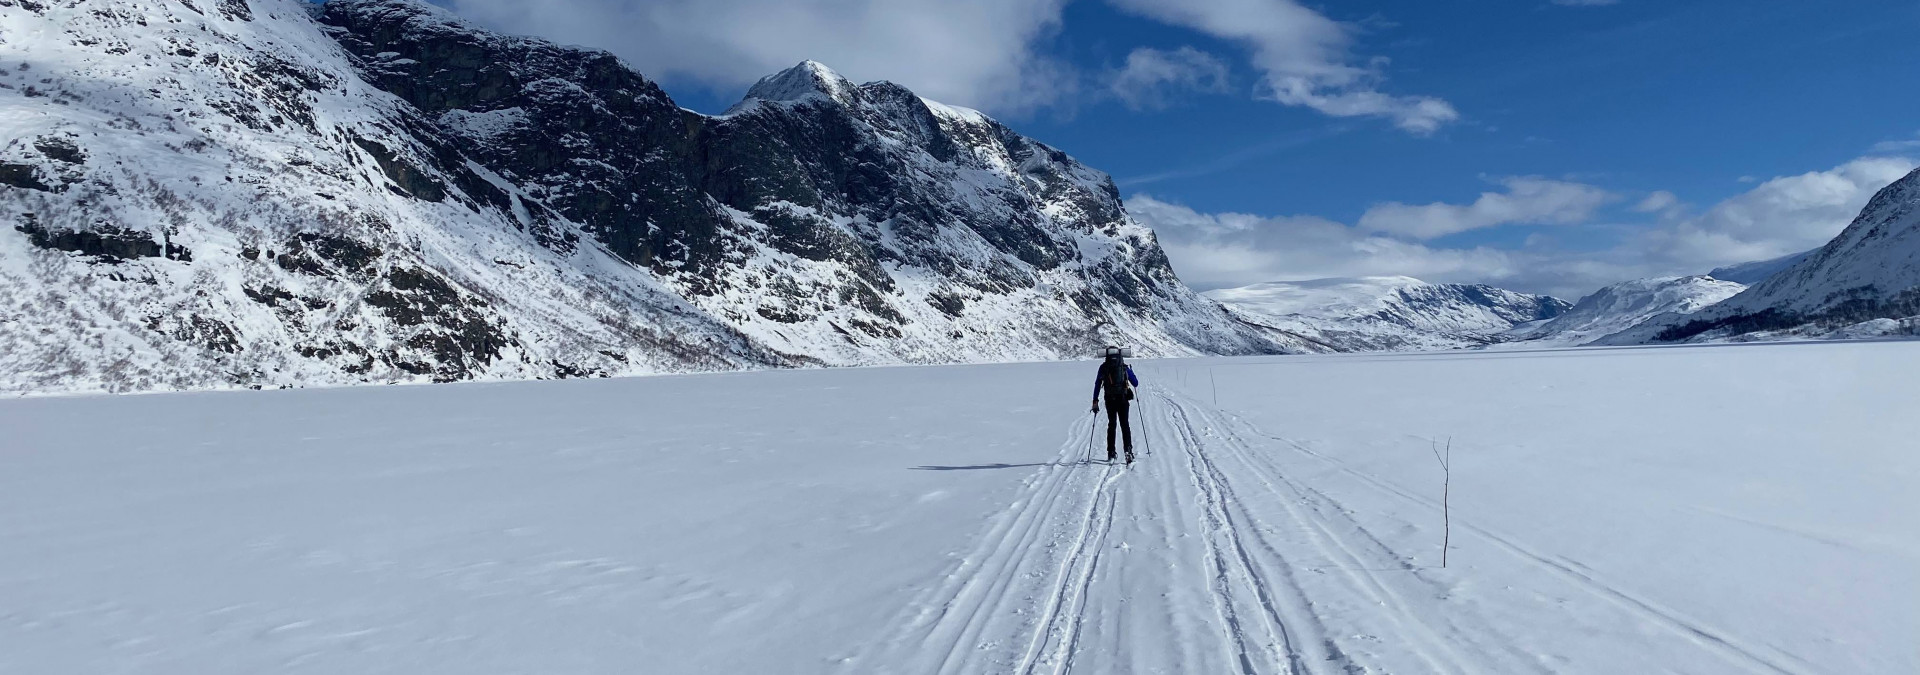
[911,463,1053,471]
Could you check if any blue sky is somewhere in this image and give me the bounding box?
[436,0,1920,298]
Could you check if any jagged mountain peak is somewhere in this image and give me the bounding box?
[737,60,859,109]
[0,0,1289,395]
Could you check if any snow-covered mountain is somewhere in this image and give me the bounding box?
[1205,276,1571,352]
[1605,167,1920,344]
[0,0,1289,394]
[1707,250,1814,285]
[1508,276,1746,347]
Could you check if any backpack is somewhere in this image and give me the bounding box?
[1103,358,1133,401]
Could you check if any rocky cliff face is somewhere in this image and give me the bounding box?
[0,0,1284,395]
[1606,167,1920,344]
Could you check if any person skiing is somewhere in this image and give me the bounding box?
[1091,346,1139,464]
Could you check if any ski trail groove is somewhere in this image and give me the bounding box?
[1178,393,1468,672]
[1014,466,1121,675]
[1162,391,1317,674]
[1265,433,1813,675]
[856,412,1126,675]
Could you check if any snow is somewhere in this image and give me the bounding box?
[0,0,1279,396]
[1510,275,1746,347]
[729,60,857,111]
[4,342,1913,673]
[1709,249,1815,285]
[437,107,527,141]
[1207,276,1568,352]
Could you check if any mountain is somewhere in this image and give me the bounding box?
[1707,250,1814,285]
[1509,276,1746,347]
[0,0,1287,395]
[1605,167,1920,344]
[1205,276,1571,352]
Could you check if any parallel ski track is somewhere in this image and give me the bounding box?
[1160,389,1317,674]
[859,412,1126,675]
[1261,431,1815,675]
[1160,390,1549,674]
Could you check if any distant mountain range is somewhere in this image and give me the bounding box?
[1205,277,1570,352]
[1508,276,1746,348]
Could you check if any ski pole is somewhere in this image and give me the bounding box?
[1088,409,1097,464]
[1128,400,1144,458]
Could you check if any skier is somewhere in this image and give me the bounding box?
[1091,346,1139,464]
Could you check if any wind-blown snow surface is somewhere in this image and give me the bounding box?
[5,344,1913,673]
[1207,276,1570,351]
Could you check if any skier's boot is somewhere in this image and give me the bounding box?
[1125,448,1135,465]
[1107,451,1117,463]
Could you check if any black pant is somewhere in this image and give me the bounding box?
[1105,398,1133,456]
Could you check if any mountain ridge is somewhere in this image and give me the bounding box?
[1205,276,1570,352]
[0,0,1290,395]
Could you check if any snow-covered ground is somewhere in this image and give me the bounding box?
[3,343,1914,673]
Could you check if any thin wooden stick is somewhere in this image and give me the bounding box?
[1432,437,1452,568]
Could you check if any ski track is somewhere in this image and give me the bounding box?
[1263,428,1814,675]
[852,380,1816,675]
[853,413,1125,675]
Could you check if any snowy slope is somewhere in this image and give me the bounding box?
[1608,166,1920,344]
[1205,276,1570,351]
[1509,275,1746,347]
[1708,249,1814,285]
[0,0,1287,395]
[4,343,1915,673]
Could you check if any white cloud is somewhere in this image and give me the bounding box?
[440,0,1076,113]
[1638,156,1918,268]
[1103,0,1458,134]
[1108,46,1230,110]
[1130,156,1919,300]
[1130,195,1521,291]
[1633,190,1680,214]
[1870,132,1920,155]
[1357,177,1616,240]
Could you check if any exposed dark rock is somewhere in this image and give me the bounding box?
[15,221,190,262]
[218,0,252,22]
[351,135,446,202]
[0,163,54,192]
[33,136,85,164]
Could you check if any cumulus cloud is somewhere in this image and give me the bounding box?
[1637,156,1918,269]
[1104,0,1458,134]
[1108,46,1231,110]
[1129,195,1521,291]
[1357,177,1616,240]
[439,0,1076,113]
[1130,156,1919,300]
